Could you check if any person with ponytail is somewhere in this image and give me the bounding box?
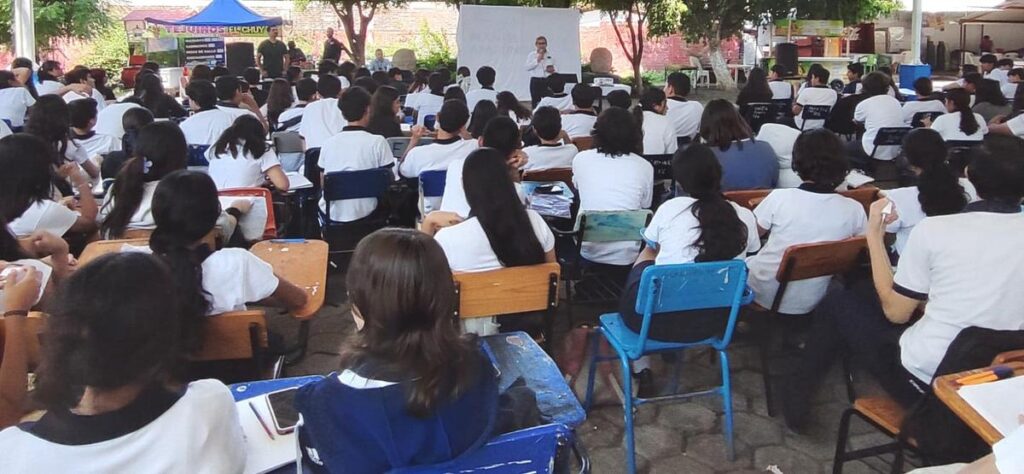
[632,87,677,155]
[100,107,154,179]
[25,95,100,188]
[927,88,988,142]
[0,252,247,472]
[883,129,975,256]
[295,228,499,473]
[208,115,290,190]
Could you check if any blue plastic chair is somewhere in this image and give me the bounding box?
[418,169,447,216]
[187,144,210,167]
[320,167,393,257]
[583,260,754,473]
[397,423,582,474]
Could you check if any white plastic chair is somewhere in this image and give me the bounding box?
[689,57,711,89]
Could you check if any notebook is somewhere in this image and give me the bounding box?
[958,374,1024,437]
[845,170,875,189]
[284,172,314,190]
[237,396,298,474]
[218,197,268,242]
[0,259,53,312]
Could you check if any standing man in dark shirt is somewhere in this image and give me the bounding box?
[323,27,344,63]
[257,27,289,78]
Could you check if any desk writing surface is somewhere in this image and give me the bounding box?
[933,361,1024,445]
[77,238,150,265]
[250,240,328,320]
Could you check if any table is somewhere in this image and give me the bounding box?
[598,83,631,97]
[522,180,576,220]
[250,239,329,320]
[728,64,754,82]
[78,238,150,265]
[933,361,1024,445]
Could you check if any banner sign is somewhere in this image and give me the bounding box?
[183,36,226,65]
[775,20,844,37]
[150,24,270,37]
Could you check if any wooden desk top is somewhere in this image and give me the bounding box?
[933,361,1024,445]
[78,239,150,266]
[250,239,328,320]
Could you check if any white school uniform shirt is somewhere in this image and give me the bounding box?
[180,108,239,146]
[207,144,283,190]
[1004,113,1024,137]
[277,105,305,132]
[768,80,793,100]
[746,188,866,314]
[73,132,121,160]
[572,149,654,265]
[665,98,703,139]
[412,93,443,113]
[61,90,90,104]
[216,104,256,121]
[94,102,144,139]
[0,379,246,474]
[756,123,801,188]
[438,156,527,218]
[202,248,280,315]
[1002,81,1018,99]
[928,111,988,142]
[317,127,395,222]
[884,178,979,256]
[435,209,556,272]
[0,87,35,127]
[398,138,478,179]
[298,98,346,149]
[853,94,905,160]
[643,197,761,265]
[985,68,1009,87]
[561,111,597,138]
[521,143,578,172]
[900,99,946,126]
[895,211,1024,383]
[98,181,159,233]
[63,139,92,166]
[0,119,10,139]
[525,51,556,78]
[640,110,678,155]
[8,200,78,237]
[35,80,63,96]
[794,86,837,130]
[465,88,498,112]
[535,94,574,113]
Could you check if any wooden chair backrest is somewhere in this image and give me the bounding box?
[219,187,277,241]
[453,262,560,319]
[122,228,154,239]
[993,349,1024,364]
[191,310,269,362]
[579,210,652,243]
[0,312,46,367]
[839,187,880,215]
[723,189,772,211]
[571,136,594,152]
[78,238,150,266]
[776,237,867,282]
[522,167,573,185]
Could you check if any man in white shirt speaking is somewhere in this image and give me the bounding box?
[526,36,556,107]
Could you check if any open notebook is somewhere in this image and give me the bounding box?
[0,259,53,312]
[218,197,268,242]
[237,396,300,474]
[284,172,314,190]
[958,375,1024,437]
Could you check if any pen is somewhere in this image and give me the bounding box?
[271,238,306,243]
[955,366,1014,386]
[249,401,276,440]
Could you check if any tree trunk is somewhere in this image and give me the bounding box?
[709,41,736,90]
[632,60,643,93]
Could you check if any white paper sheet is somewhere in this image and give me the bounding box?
[237,396,297,474]
[219,196,268,242]
[0,259,53,312]
[284,172,313,190]
[958,375,1024,437]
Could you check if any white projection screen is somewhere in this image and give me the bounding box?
[456,5,582,99]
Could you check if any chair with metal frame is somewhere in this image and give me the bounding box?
[418,169,447,217]
[319,167,393,259]
[187,144,210,167]
[742,102,775,132]
[190,310,284,382]
[553,210,653,306]
[911,111,944,128]
[799,105,833,131]
[452,262,560,350]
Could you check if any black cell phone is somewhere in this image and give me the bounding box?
[424,115,437,132]
[266,388,299,434]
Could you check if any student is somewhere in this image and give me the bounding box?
[850,71,905,168]
[842,63,864,95]
[100,107,154,179]
[242,68,268,108]
[793,66,837,130]
[561,84,599,139]
[0,256,42,429]
[663,72,704,141]
[605,89,632,109]
[0,70,35,129]
[127,73,187,119]
[214,76,266,129]
[25,95,100,185]
[150,170,308,317]
[34,60,66,97]
[465,66,497,112]
[960,71,983,94]
[318,87,395,222]
[99,122,188,238]
[699,99,778,190]
[980,53,1008,86]
[387,67,409,96]
[534,74,572,112]
[406,72,446,113]
[768,65,794,101]
[572,107,654,265]
[440,116,528,217]
[399,100,476,180]
[263,78,293,130]
[353,76,378,95]
[1004,67,1023,99]
[407,68,430,95]
[1,134,97,237]
[295,228,499,472]
[208,115,290,191]
[927,88,988,142]
[66,67,108,110]
[89,68,116,102]
[972,78,1012,123]
[633,87,678,156]
[94,100,144,140]
[0,251,247,472]
[620,144,761,341]
[58,67,94,106]
[366,85,403,139]
[299,75,346,150]
[180,80,242,147]
[455,66,472,92]
[443,86,466,104]
[900,77,946,125]
[883,129,973,256]
[782,135,1024,429]
[68,98,119,162]
[522,106,577,171]
[735,67,773,112]
[277,77,317,133]
[466,100,499,139]
[746,129,866,315]
[497,90,531,126]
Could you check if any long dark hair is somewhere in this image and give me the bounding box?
[34,252,184,409]
[100,122,187,238]
[25,95,71,161]
[975,78,1008,107]
[213,115,268,159]
[467,100,499,139]
[265,78,294,127]
[120,107,155,157]
[149,170,218,352]
[11,57,38,98]
[136,74,169,113]
[497,91,531,122]
[737,67,772,105]
[343,228,481,417]
[0,134,57,222]
[409,68,430,94]
[631,87,666,129]
[902,129,968,216]
[367,85,401,137]
[673,144,748,261]
[0,70,18,90]
[463,148,545,267]
[699,99,753,151]
[945,88,980,136]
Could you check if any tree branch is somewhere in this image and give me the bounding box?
[609,12,634,63]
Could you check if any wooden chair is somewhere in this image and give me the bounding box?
[993,349,1024,364]
[571,136,594,152]
[838,186,880,215]
[219,187,277,241]
[78,238,150,266]
[122,228,153,239]
[754,236,868,416]
[190,310,283,382]
[833,396,918,473]
[723,189,772,211]
[453,262,560,350]
[522,167,573,187]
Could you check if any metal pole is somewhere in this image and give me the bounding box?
[13,0,36,60]
[910,0,923,65]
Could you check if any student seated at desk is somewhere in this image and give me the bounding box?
[497,91,532,127]
[699,99,778,191]
[366,85,402,139]
[405,72,445,113]
[973,79,1012,124]
[900,77,946,126]
[150,170,308,318]
[663,72,704,141]
[124,73,187,120]
[214,76,265,128]
[534,74,573,113]
[850,72,905,168]
[2,134,97,237]
[736,67,773,112]
[926,88,988,142]
[792,66,836,131]
[275,77,317,134]
[467,100,499,139]
[298,75,346,150]
[0,70,35,130]
[522,106,577,172]
[465,66,498,112]
[208,115,290,191]
[0,252,247,472]
[25,96,101,191]
[768,65,794,101]
[560,84,598,139]
[633,87,677,156]
[68,98,119,163]
[318,86,395,222]
[179,80,242,147]
[295,228,499,473]
[100,107,154,179]
[440,117,528,218]
[398,100,477,179]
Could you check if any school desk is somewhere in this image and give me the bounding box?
[77,238,150,265]
[933,361,1024,445]
[250,239,328,320]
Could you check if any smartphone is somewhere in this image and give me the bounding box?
[265,388,300,435]
[424,115,437,132]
